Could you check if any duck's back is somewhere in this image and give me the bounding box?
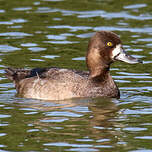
[5,67,119,100]
[5,68,90,100]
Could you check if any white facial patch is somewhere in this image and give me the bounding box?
[111,44,123,59]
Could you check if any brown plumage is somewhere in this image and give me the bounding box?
[5,31,142,100]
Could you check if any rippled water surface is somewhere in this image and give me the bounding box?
[0,0,152,151]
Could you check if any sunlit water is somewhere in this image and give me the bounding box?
[0,0,152,151]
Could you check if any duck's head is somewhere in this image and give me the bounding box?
[86,31,142,79]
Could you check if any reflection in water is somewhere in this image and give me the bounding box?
[0,0,152,151]
[16,97,120,151]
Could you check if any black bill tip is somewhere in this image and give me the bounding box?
[137,59,143,64]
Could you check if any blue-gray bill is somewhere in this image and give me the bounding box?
[114,50,143,64]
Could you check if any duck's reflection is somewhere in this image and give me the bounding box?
[88,97,119,127]
[19,96,120,132]
[10,96,126,150]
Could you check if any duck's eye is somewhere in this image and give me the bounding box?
[107,42,113,47]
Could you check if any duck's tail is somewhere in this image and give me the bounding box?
[5,68,31,82]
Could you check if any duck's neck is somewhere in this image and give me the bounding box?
[89,64,110,81]
[88,61,120,98]
[87,53,110,81]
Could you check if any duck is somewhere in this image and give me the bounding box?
[5,31,142,100]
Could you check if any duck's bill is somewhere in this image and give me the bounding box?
[112,44,143,64]
[114,50,142,64]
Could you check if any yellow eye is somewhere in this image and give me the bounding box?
[107,42,113,47]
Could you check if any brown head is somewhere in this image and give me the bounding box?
[86,31,142,79]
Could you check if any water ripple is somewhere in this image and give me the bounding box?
[124,108,152,115]
[45,111,83,117]
[0,21,13,25]
[0,45,21,52]
[0,133,7,137]
[46,34,66,40]
[40,117,69,123]
[36,7,152,20]
[21,43,38,47]
[42,55,60,59]
[0,114,11,118]
[0,10,5,13]
[27,129,40,132]
[11,18,27,23]
[44,40,78,44]
[72,57,85,61]
[1,1,152,152]
[130,150,152,152]
[79,11,152,20]
[30,59,44,62]
[28,47,46,52]
[48,25,91,31]
[0,32,32,37]
[43,142,93,148]
[123,127,147,131]
[117,72,150,76]
[13,7,32,11]
[124,4,147,9]
[114,75,152,79]
[94,26,152,34]
[135,136,152,139]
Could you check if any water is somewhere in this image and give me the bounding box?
[0,0,152,151]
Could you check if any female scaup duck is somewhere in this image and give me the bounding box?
[5,31,142,100]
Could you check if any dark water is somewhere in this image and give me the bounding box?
[0,0,152,151]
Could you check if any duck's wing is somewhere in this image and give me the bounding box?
[5,67,89,82]
[5,67,49,81]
